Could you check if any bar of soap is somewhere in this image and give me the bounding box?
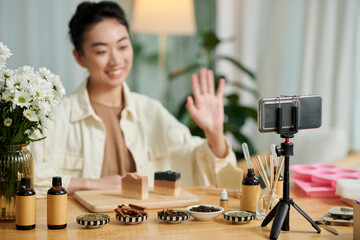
[216,163,243,191]
[336,179,360,200]
[154,170,181,196]
[121,173,149,200]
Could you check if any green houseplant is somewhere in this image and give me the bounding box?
[169,30,258,159]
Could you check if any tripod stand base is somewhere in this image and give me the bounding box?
[261,198,321,239]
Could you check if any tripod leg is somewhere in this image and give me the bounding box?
[291,201,321,233]
[269,201,289,240]
[261,201,279,227]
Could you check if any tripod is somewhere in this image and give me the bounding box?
[260,99,321,239]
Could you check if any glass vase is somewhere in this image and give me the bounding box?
[0,144,33,222]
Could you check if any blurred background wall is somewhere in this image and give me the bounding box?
[1,0,359,164]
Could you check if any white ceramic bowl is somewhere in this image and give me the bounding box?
[186,205,224,221]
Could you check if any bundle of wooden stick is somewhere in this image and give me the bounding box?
[252,154,284,214]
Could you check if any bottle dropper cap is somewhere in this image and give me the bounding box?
[220,188,228,200]
[247,168,255,176]
[52,176,62,187]
[21,177,30,188]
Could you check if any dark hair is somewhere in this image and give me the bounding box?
[68,1,129,53]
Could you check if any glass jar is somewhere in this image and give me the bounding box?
[0,144,33,222]
[257,188,280,220]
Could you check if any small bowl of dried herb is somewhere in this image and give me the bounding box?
[223,210,255,224]
[158,209,190,224]
[186,205,224,221]
[76,214,110,228]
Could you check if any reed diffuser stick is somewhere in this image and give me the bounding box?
[256,156,271,189]
[253,158,269,189]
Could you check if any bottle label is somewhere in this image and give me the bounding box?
[240,185,260,212]
[47,194,67,226]
[276,180,284,196]
[15,195,36,226]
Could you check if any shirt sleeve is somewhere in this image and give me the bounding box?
[29,131,73,197]
[192,138,237,186]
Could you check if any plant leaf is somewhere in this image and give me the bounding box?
[169,63,200,79]
[217,55,256,80]
[227,81,260,99]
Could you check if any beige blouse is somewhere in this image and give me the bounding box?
[90,100,136,177]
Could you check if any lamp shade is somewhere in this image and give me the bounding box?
[131,0,196,35]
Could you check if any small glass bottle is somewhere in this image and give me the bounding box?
[15,177,36,230]
[240,168,260,212]
[47,176,67,229]
[219,188,228,212]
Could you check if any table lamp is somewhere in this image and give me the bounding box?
[131,0,196,101]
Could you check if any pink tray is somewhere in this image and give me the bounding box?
[290,164,360,198]
[294,179,337,198]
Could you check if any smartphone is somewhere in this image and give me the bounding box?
[258,95,322,133]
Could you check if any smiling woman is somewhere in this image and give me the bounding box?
[28,1,236,196]
[73,18,134,106]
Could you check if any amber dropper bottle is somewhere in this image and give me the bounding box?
[47,176,67,229]
[240,168,260,212]
[274,166,284,197]
[16,177,36,230]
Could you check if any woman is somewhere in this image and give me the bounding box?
[30,1,236,195]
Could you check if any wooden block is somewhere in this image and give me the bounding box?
[354,200,360,240]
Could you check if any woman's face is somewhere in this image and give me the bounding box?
[74,18,133,89]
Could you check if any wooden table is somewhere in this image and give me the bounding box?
[0,185,353,240]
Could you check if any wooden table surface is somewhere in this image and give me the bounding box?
[0,185,354,240]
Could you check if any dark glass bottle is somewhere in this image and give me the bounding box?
[47,176,67,229]
[15,177,36,230]
[240,168,260,212]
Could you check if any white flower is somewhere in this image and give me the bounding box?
[38,67,52,79]
[36,68,65,100]
[49,75,65,98]
[6,74,26,92]
[0,56,6,69]
[0,42,12,69]
[15,65,34,76]
[0,42,12,59]
[23,109,39,122]
[32,98,52,116]
[4,118,12,127]
[3,69,14,78]
[27,78,51,100]
[0,88,14,101]
[13,90,31,107]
